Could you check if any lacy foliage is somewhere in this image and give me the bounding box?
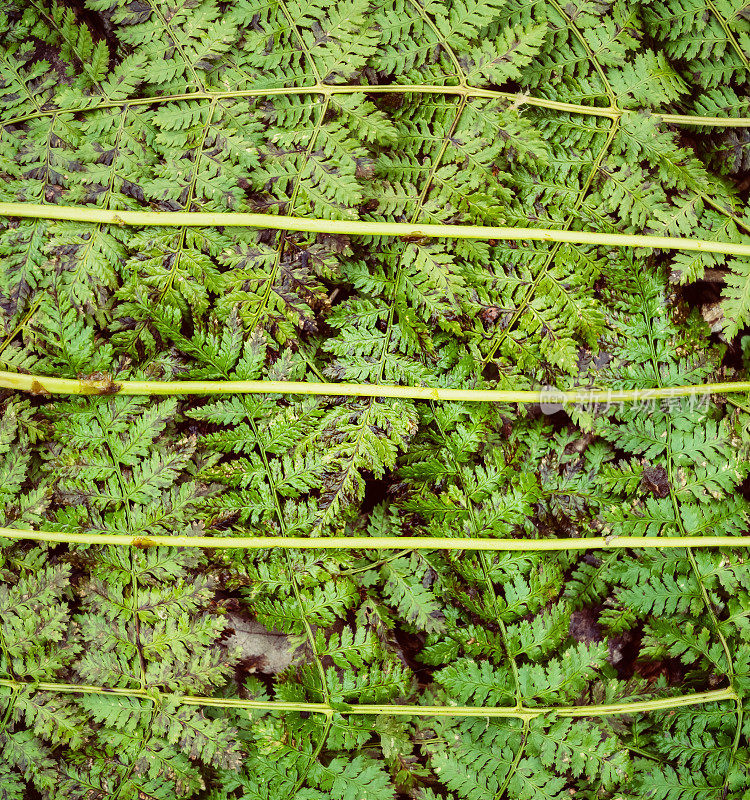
[1,0,750,798]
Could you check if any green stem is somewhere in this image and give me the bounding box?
[246,90,329,332]
[631,257,744,795]
[0,271,43,361]
[430,402,524,707]
[277,0,324,84]
[546,0,618,109]
[3,204,750,256]
[705,0,750,71]
[0,677,737,719]
[147,0,203,89]
[406,0,466,83]
[496,719,530,799]
[287,713,333,799]
[658,112,750,127]
[2,526,750,550]
[336,549,414,576]
[2,368,749,403]
[28,0,106,92]
[247,416,332,704]
[6,84,750,127]
[0,86,615,128]
[482,114,620,366]
[0,684,19,737]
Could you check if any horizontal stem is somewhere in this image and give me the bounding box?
[1,370,749,404]
[0,678,736,719]
[2,84,749,127]
[3,526,750,550]
[3,204,750,256]
[658,112,750,127]
[2,85,617,126]
[551,688,739,717]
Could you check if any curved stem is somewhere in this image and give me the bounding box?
[546,0,618,110]
[147,0,203,89]
[246,92,330,332]
[371,91,468,401]
[277,0,324,85]
[405,0,466,83]
[0,684,19,738]
[481,115,620,366]
[0,295,42,361]
[496,719,530,799]
[336,549,414,576]
[287,713,334,798]
[28,0,105,92]
[705,0,750,71]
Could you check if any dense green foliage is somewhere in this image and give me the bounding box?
[1,0,750,797]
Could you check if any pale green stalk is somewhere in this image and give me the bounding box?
[659,112,750,127]
[3,85,750,127]
[3,203,750,257]
[2,526,750,550]
[1,369,749,403]
[0,677,736,719]
[0,85,616,127]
